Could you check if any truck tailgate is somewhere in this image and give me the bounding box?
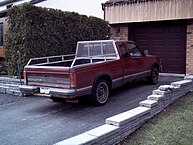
[25,66,71,89]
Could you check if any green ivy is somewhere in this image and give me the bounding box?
[5,4,110,76]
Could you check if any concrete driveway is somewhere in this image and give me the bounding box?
[0,76,182,145]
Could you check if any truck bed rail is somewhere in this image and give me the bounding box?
[71,53,119,67]
[27,54,75,66]
[26,53,119,67]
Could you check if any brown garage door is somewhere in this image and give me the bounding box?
[129,20,186,74]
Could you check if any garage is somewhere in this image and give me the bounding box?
[103,0,193,74]
[129,20,186,74]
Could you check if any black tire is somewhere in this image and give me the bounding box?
[148,67,159,84]
[50,97,64,102]
[21,93,31,97]
[91,80,109,106]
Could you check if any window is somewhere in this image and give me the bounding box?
[0,23,3,47]
[119,42,128,57]
[90,43,102,56]
[128,43,142,57]
[77,43,103,57]
[103,42,116,55]
[76,41,119,59]
[76,43,89,57]
[77,41,117,58]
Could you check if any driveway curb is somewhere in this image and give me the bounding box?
[55,75,193,145]
[0,77,24,96]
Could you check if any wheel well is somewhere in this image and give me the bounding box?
[94,75,112,90]
[152,63,160,72]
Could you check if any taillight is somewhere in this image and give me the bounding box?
[23,71,27,84]
[70,73,76,88]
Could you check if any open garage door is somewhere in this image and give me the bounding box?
[130,20,186,74]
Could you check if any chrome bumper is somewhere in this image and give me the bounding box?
[19,85,40,95]
[19,85,76,99]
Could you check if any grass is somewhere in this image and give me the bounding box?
[120,92,193,145]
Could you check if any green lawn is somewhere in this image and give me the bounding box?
[121,92,193,145]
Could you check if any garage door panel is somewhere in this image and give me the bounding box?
[152,27,165,33]
[169,24,184,33]
[168,58,182,63]
[149,52,163,56]
[149,48,164,53]
[130,20,186,74]
[168,52,182,56]
[135,40,148,50]
[151,40,165,46]
[135,27,148,34]
[168,48,184,53]
[167,48,182,52]
[168,39,184,46]
[136,40,148,46]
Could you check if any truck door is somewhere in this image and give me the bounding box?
[119,42,146,83]
[128,42,146,80]
[118,42,134,83]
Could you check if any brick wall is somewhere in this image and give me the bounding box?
[186,20,193,74]
[110,24,128,40]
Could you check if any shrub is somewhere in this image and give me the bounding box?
[5,4,110,76]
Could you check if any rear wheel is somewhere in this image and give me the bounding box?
[91,80,109,106]
[148,66,159,84]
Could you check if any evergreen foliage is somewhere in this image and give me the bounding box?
[5,4,110,76]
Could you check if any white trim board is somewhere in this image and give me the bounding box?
[159,73,185,78]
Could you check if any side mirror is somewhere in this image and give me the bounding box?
[144,50,149,56]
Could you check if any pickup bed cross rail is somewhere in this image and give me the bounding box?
[27,54,75,66]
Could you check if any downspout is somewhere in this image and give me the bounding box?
[101,3,105,20]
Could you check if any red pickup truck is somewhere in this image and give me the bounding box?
[19,40,161,106]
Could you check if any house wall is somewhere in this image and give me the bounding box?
[105,0,193,24]
[105,0,193,74]
[186,20,193,74]
[0,17,8,58]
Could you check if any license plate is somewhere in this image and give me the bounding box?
[40,87,50,94]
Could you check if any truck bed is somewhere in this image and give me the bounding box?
[24,52,119,89]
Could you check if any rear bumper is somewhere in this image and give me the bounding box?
[19,85,40,95]
[19,85,76,99]
[49,88,76,99]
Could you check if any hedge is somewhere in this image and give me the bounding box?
[5,4,110,76]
